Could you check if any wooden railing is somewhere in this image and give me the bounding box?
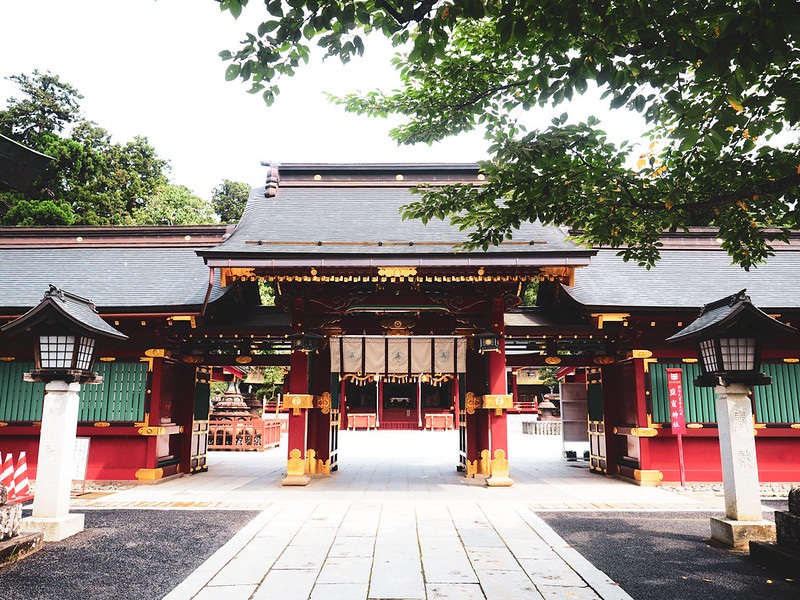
[424,413,454,430]
[347,413,377,430]
[208,418,281,451]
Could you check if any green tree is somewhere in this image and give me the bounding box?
[0,70,82,143]
[212,179,251,223]
[133,183,217,225]
[219,0,800,269]
[0,193,74,226]
[0,72,171,226]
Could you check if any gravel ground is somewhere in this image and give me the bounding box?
[539,504,799,600]
[2,509,258,600]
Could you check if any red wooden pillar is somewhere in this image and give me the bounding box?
[176,364,199,478]
[452,376,460,429]
[463,351,482,476]
[138,357,163,481]
[633,358,663,484]
[339,377,347,426]
[283,298,312,486]
[377,375,384,428]
[306,344,333,475]
[283,349,311,485]
[485,296,513,486]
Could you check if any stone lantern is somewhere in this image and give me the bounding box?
[0,286,127,541]
[667,289,796,547]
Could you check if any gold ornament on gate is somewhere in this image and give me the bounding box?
[317,391,332,415]
[465,391,480,415]
[482,394,514,416]
[282,394,314,415]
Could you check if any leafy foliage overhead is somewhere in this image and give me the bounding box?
[218,0,800,269]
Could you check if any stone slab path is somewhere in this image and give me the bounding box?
[70,418,740,599]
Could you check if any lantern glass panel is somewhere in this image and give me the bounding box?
[39,334,76,368]
[75,336,96,371]
[719,337,755,371]
[699,339,718,372]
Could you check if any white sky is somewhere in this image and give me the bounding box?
[1,0,647,199]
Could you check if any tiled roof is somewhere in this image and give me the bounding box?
[2,285,127,339]
[564,247,800,311]
[199,164,593,267]
[0,244,227,313]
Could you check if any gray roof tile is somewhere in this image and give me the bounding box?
[0,247,226,312]
[202,185,589,260]
[565,248,800,310]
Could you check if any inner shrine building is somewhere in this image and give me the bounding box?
[0,162,798,487]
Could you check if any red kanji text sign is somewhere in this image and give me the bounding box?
[666,368,686,434]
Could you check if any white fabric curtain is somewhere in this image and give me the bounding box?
[330,336,466,374]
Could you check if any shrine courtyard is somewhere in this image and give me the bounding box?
[4,417,796,600]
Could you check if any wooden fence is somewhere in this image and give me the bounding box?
[208,418,281,451]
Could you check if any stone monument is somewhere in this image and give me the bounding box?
[749,487,800,576]
[0,483,43,566]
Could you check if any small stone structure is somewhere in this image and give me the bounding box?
[0,483,43,566]
[208,380,279,451]
[537,397,560,421]
[750,487,800,576]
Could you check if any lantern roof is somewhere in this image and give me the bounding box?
[1,285,127,340]
[666,289,796,344]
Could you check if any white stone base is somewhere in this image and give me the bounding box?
[281,475,310,486]
[710,516,776,548]
[485,475,514,487]
[21,513,85,542]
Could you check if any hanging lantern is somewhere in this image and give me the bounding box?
[475,332,502,354]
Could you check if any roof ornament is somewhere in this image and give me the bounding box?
[44,284,97,312]
[262,161,280,197]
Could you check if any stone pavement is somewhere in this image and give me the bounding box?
[71,417,738,600]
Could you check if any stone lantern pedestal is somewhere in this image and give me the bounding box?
[20,381,85,541]
[708,384,775,547]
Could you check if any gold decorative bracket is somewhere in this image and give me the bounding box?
[135,468,164,481]
[465,392,480,415]
[316,392,332,414]
[482,394,514,416]
[220,267,255,287]
[282,393,314,415]
[167,315,196,328]
[613,426,658,437]
[377,266,417,277]
[591,312,629,329]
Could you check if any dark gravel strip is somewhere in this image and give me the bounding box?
[1,509,259,600]
[538,509,799,600]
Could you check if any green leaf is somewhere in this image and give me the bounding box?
[497,17,514,45]
[227,0,243,19]
[225,64,241,81]
[678,129,700,152]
